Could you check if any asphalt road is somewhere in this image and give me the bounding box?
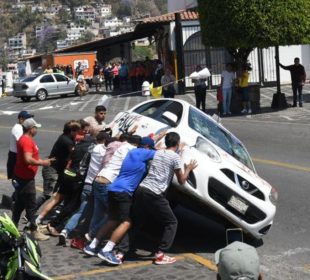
[0,87,309,279]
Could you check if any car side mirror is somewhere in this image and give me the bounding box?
[162,111,178,127]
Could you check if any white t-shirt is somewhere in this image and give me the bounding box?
[9,123,23,153]
[84,116,106,133]
[84,144,107,185]
[77,74,84,82]
[221,70,235,89]
[140,149,182,195]
[97,142,135,183]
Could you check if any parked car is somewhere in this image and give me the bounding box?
[109,99,278,239]
[13,73,78,102]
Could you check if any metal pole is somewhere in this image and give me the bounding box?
[275,46,281,94]
[175,13,185,94]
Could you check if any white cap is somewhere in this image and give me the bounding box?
[22,118,42,129]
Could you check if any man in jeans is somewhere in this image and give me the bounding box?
[12,118,54,241]
[133,132,197,265]
[83,135,141,253]
[58,131,111,245]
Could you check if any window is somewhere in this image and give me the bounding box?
[158,101,183,126]
[188,107,255,171]
[40,75,55,83]
[133,100,167,119]
[54,74,67,82]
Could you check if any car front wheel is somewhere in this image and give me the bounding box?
[36,89,47,101]
[21,97,31,102]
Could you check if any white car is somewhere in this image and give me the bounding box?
[109,98,278,239]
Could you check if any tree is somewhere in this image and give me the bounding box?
[197,0,310,68]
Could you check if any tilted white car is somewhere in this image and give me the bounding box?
[109,98,278,239]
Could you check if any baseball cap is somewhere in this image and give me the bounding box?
[22,118,42,129]
[140,136,155,149]
[18,110,34,119]
[215,241,260,280]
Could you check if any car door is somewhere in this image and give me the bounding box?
[39,74,57,95]
[53,74,73,94]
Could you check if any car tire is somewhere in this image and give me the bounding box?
[61,94,68,98]
[36,89,47,101]
[21,96,31,102]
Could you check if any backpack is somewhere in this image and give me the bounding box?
[65,136,96,179]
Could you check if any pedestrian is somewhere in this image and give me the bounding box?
[153,61,164,87]
[239,65,251,114]
[35,121,81,213]
[93,60,101,92]
[83,135,141,255]
[7,111,34,180]
[104,63,113,91]
[58,131,111,245]
[77,70,88,99]
[279,57,306,107]
[215,241,263,280]
[192,65,207,112]
[221,63,235,115]
[44,65,53,74]
[133,132,197,265]
[75,62,82,79]
[216,86,224,116]
[111,63,120,91]
[96,137,156,265]
[84,105,107,135]
[161,67,176,98]
[12,118,54,241]
[65,65,73,79]
[119,61,129,91]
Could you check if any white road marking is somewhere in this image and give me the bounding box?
[260,93,273,100]
[280,115,294,121]
[0,110,19,115]
[187,94,196,103]
[208,92,217,99]
[79,94,97,112]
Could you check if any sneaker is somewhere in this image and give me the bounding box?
[241,109,247,114]
[154,252,176,265]
[98,250,121,265]
[115,252,124,264]
[84,233,92,242]
[47,224,60,236]
[32,230,50,241]
[248,109,252,114]
[71,237,86,251]
[58,230,68,246]
[83,244,99,256]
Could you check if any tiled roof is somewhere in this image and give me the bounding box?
[142,10,198,23]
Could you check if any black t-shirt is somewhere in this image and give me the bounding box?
[49,134,74,173]
[283,64,306,84]
[93,65,100,76]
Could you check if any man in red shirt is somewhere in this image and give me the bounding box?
[12,118,54,241]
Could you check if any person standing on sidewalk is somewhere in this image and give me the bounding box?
[239,65,251,114]
[133,132,197,265]
[12,118,54,241]
[279,57,306,107]
[221,63,235,115]
[192,65,207,112]
[7,111,33,180]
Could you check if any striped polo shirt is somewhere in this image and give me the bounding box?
[140,149,182,195]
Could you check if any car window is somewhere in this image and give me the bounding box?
[22,76,37,82]
[188,107,255,171]
[54,74,67,82]
[133,100,167,118]
[40,75,55,83]
[158,101,183,125]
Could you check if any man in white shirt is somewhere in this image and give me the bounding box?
[221,63,235,115]
[7,110,34,180]
[83,135,141,255]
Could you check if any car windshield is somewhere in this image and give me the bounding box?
[188,107,255,171]
[21,76,37,82]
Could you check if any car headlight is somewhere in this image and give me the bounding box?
[269,186,278,205]
[195,137,221,163]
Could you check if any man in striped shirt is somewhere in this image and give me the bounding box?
[134,132,197,265]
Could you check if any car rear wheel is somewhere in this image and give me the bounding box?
[36,89,47,101]
[21,97,31,102]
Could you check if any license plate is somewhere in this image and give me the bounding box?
[228,195,249,214]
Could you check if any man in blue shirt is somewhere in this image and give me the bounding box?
[85,137,155,264]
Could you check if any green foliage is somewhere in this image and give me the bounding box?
[132,46,156,61]
[198,0,310,65]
